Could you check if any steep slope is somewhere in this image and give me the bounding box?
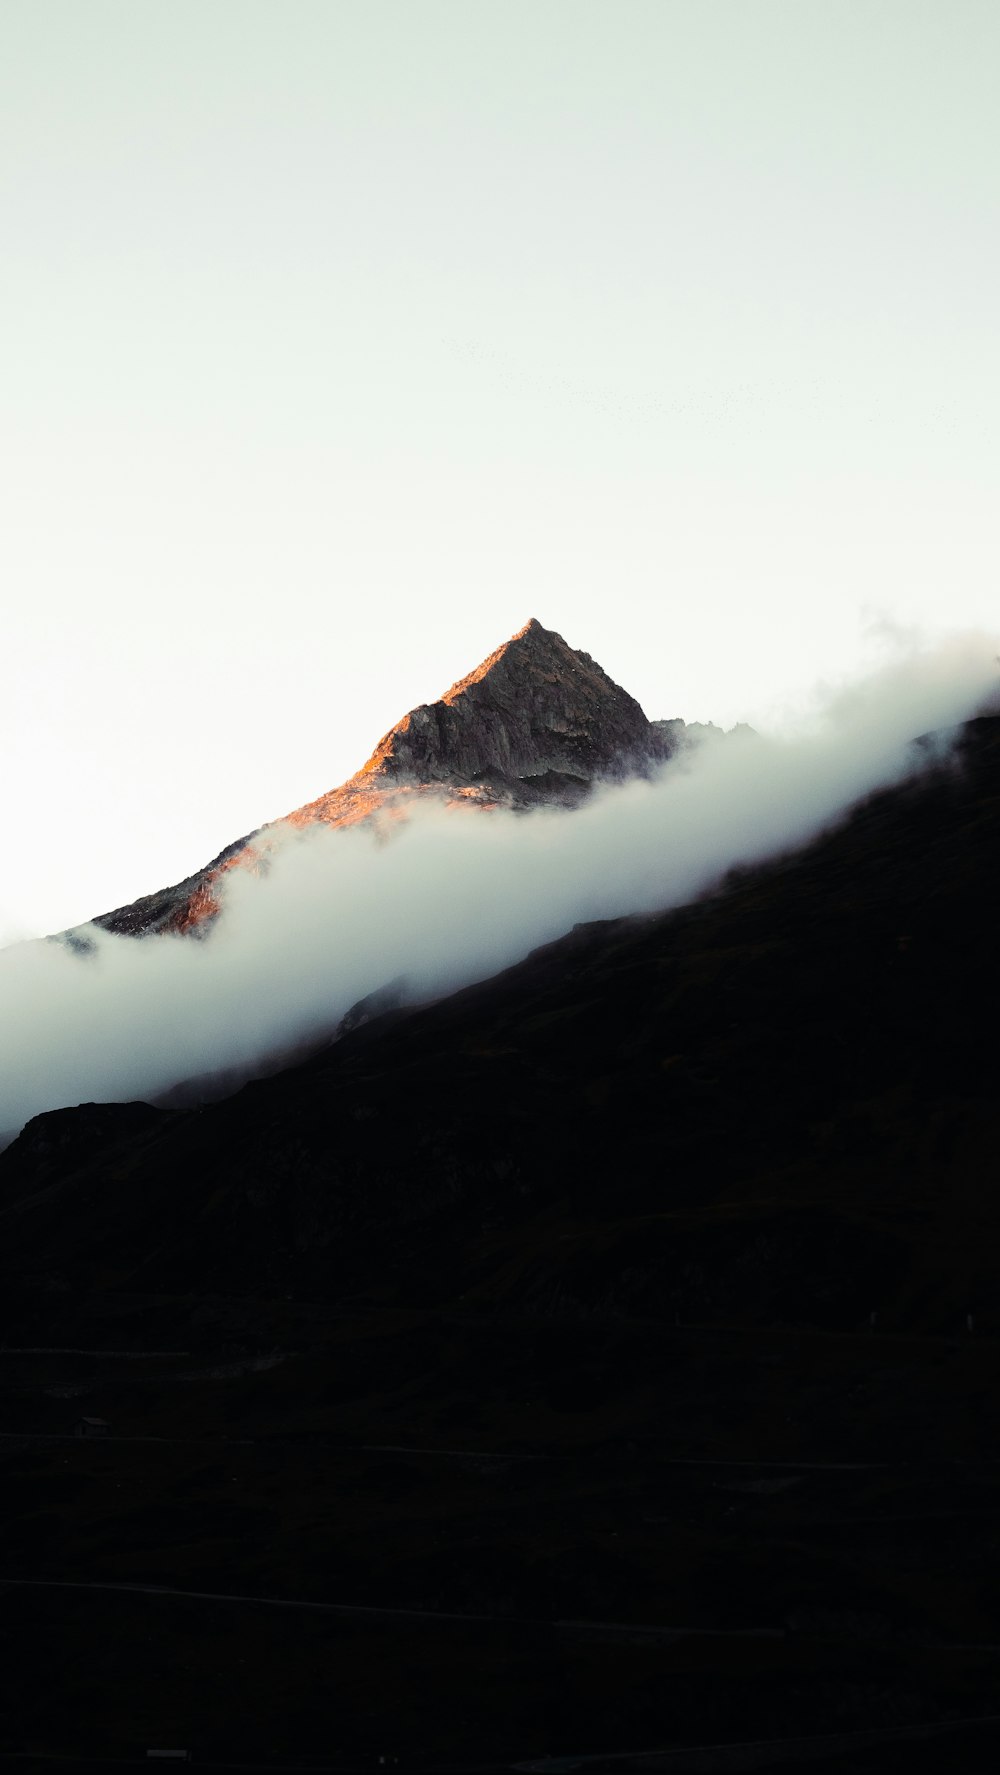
[8,715,1000,1330]
[92,618,680,938]
[3,719,1000,1772]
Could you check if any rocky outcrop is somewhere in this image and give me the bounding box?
[91,619,681,938]
[283,616,679,839]
[358,617,664,799]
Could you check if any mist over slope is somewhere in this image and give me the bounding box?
[90,616,678,939]
[0,634,996,1138]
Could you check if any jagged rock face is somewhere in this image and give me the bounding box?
[359,617,662,799]
[91,619,677,938]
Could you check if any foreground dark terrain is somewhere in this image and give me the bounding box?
[2,715,1000,1771]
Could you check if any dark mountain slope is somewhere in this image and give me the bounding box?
[2,719,1000,1770]
[5,715,999,1333]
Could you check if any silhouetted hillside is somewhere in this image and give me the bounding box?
[1,715,998,1772]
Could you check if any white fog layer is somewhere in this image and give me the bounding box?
[1,636,996,1140]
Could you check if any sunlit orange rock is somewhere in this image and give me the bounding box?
[91,619,682,939]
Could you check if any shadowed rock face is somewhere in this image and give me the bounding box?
[92,618,678,938]
[359,617,663,794]
[288,617,673,829]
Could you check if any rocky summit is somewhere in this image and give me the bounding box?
[92,618,684,937]
[352,616,667,797]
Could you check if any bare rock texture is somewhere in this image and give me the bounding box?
[359,616,662,795]
[91,619,678,938]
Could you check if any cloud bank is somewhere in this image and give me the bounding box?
[1,634,996,1140]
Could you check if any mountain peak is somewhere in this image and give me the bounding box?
[358,618,658,796]
[93,620,675,938]
[438,617,579,705]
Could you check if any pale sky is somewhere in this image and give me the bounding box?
[2,1,998,942]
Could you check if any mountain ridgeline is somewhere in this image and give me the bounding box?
[92,618,695,939]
